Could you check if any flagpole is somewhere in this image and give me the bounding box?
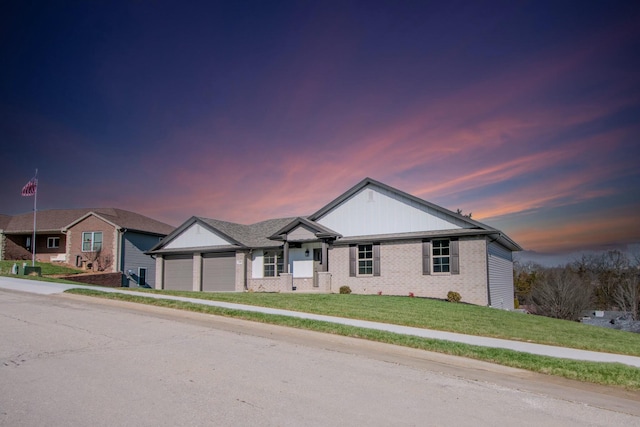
[31,169,38,267]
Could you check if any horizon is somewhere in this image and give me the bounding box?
[1,1,639,255]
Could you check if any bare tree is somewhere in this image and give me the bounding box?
[614,274,640,320]
[613,251,640,320]
[531,267,592,321]
[572,250,630,310]
[83,249,112,272]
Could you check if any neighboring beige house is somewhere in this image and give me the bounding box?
[0,208,174,288]
[149,178,522,308]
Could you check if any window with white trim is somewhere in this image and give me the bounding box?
[432,239,450,273]
[358,244,373,275]
[47,237,60,248]
[82,232,103,252]
[264,250,284,277]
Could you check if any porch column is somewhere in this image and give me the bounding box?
[155,255,164,290]
[193,253,202,292]
[283,241,289,274]
[321,240,328,272]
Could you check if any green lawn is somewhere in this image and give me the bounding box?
[108,288,640,357]
[0,260,84,276]
[4,272,638,388]
[66,288,640,390]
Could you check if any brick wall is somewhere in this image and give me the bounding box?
[61,272,124,287]
[67,215,117,272]
[328,237,489,305]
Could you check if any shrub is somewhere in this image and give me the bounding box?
[514,298,520,309]
[409,292,415,298]
[447,291,461,303]
[339,286,352,294]
[531,267,592,321]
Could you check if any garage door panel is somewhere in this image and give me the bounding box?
[203,253,235,292]
[164,255,193,291]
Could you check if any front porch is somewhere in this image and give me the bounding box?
[247,271,333,293]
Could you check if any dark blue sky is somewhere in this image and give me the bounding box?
[1,0,639,254]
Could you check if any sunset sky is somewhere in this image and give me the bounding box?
[1,1,639,256]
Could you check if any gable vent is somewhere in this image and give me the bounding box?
[367,190,374,202]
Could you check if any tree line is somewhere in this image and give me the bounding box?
[514,250,640,321]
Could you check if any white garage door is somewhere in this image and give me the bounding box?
[164,254,193,291]
[202,252,236,292]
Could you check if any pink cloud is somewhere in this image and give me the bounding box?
[111,17,639,257]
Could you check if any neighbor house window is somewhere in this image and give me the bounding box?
[358,244,373,275]
[264,251,284,277]
[47,237,60,248]
[82,232,103,252]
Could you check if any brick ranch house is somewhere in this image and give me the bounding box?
[149,178,522,309]
[0,208,174,288]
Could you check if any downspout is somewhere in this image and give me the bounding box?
[115,227,126,274]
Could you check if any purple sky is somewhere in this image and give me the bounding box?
[1,1,639,255]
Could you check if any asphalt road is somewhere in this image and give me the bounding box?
[1,289,639,426]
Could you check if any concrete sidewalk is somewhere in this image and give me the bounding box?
[2,276,640,368]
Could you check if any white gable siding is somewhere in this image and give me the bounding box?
[487,241,515,310]
[165,223,232,249]
[317,185,468,237]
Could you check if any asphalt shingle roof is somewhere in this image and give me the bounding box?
[1,208,174,235]
[199,217,298,248]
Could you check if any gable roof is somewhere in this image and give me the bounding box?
[148,216,297,253]
[149,177,521,253]
[269,217,342,241]
[309,177,521,251]
[1,208,174,235]
[198,216,299,248]
[310,177,484,228]
[64,208,174,235]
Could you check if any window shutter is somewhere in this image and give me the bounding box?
[349,245,356,277]
[450,239,460,275]
[422,241,431,275]
[373,243,380,276]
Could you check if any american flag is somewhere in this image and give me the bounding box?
[21,177,38,196]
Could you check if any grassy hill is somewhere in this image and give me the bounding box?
[67,288,640,390]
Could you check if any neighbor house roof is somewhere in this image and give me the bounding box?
[63,208,174,236]
[0,214,11,230]
[1,208,174,236]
